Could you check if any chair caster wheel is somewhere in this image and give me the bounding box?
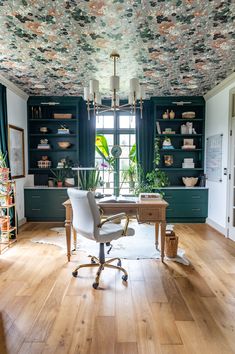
[122,275,128,282]
[117,260,122,267]
[72,271,78,277]
[91,259,96,264]
[92,282,99,289]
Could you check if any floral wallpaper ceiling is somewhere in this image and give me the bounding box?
[0,0,234,97]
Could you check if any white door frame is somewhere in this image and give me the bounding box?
[226,87,235,240]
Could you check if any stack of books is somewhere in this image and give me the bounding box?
[181,138,196,149]
[162,128,176,134]
[139,193,162,201]
[182,158,195,168]
[58,128,70,134]
[37,143,50,149]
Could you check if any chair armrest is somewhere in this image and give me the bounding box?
[98,213,126,227]
[98,213,130,236]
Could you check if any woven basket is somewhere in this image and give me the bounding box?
[165,235,178,258]
[37,160,51,168]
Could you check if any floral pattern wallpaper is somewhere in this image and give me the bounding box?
[0,0,234,97]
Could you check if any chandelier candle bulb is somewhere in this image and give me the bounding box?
[129,93,134,105]
[110,76,120,91]
[90,79,99,95]
[140,86,146,99]
[84,87,90,101]
[96,93,102,105]
[130,78,140,94]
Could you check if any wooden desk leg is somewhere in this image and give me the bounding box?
[65,221,71,262]
[155,222,160,250]
[160,221,166,262]
[73,227,77,251]
[64,206,72,262]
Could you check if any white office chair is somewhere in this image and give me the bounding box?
[67,188,135,289]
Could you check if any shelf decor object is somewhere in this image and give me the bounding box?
[83,50,146,119]
[0,179,17,254]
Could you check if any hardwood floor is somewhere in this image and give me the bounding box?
[0,222,235,354]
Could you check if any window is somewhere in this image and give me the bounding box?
[95,113,136,196]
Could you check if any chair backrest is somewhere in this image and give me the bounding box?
[67,188,101,241]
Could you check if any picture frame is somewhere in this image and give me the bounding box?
[183,138,194,146]
[8,125,25,179]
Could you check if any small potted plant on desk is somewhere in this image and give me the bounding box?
[50,168,65,187]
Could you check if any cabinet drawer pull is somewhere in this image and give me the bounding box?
[192,208,200,211]
[192,196,200,199]
[32,196,40,199]
[167,208,173,211]
[32,208,41,211]
[166,196,172,199]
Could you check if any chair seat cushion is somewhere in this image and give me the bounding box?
[97,222,134,243]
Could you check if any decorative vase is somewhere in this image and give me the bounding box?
[169,110,175,119]
[57,181,63,188]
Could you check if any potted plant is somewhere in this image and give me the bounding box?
[95,135,116,188]
[50,168,65,187]
[79,169,101,192]
[0,150,9,182]
[120,144,137,192]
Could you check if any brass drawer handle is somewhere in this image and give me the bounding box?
[192,208,200,211]
[167,208,173,211]
[32,208,41,211]
[32,196,40,198]
[192,196,200,199]
[166,196,172,199]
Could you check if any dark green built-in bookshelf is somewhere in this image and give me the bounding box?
[27,96,81,177]
[152,96,205,186]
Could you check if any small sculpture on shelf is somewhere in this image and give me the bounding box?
[162,109,169,119]
[162,137,174,149]
[164,155,174,167]
[57,124,70,135]
[169,110,175,119]
[37,156,51,168]
[37,139,51,150]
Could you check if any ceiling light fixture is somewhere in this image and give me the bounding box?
[83,50,146,120]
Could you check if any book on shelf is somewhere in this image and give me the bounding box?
[181,145,196,149]
[139,193,162,201]
[163,131,175,134]
[156,122,161,134]
[37,144,51,149]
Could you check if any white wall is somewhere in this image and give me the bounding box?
[7,89,27,224]
[205,80,235,235]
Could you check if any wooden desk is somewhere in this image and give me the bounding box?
[63,199,168,262]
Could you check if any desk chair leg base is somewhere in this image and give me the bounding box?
[105,257,122,267]
[89,255,99,264]
[72,263,99,277]
[104,263,128,279]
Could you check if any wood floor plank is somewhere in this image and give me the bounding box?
[131,280,162,354]
[115,271,137,343]
[160,267,193,321]
[160,344,187,354]
[90,316,116,354]
[42,295,81,354]
[150,303,182,345]
[18,342,45,354]
[115,342,138,354]
[175,277,234,354]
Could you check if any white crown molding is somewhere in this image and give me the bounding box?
[204,72,235,101]
[0,73,28,101]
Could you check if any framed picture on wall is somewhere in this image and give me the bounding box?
[8,125,25,179]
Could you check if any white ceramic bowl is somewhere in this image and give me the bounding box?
[182,177,198,187]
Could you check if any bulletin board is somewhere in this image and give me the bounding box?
[206,134,223,182]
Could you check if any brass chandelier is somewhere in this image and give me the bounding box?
[83,51,146,120]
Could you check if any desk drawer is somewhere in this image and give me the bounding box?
[138,207,165,222]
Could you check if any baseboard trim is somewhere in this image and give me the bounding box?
[206,218,227,236]
[18,217,27,227]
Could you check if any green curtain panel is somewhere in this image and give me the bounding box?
[79,99,96,167]
[136,99,155,178]
[0,84,10,167]
[0,83,15,228]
